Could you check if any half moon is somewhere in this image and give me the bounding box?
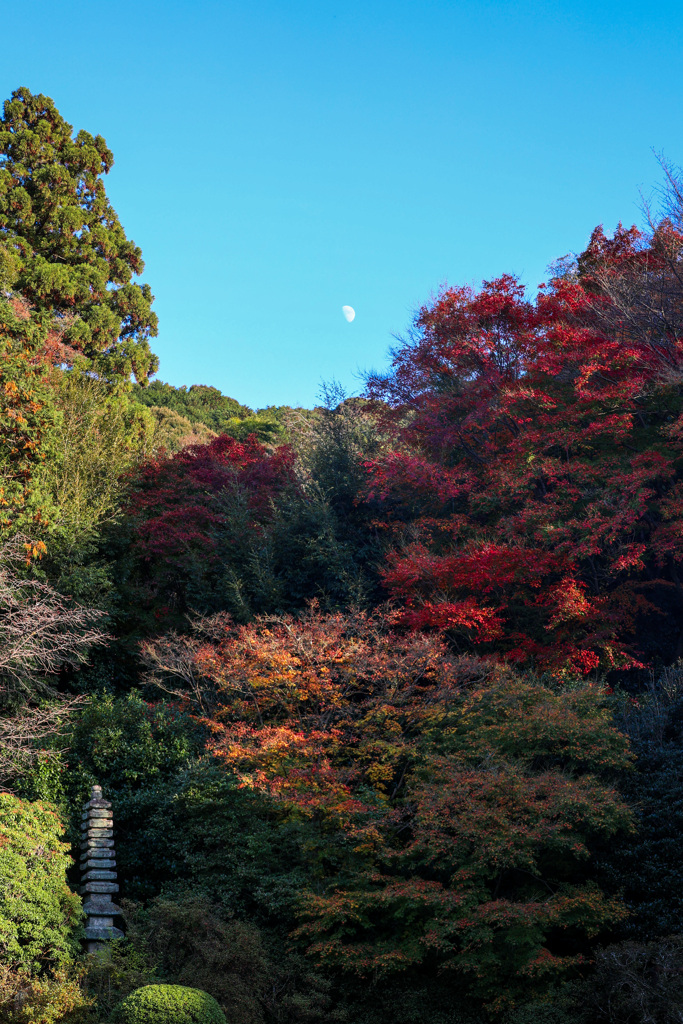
[342,305,355,322]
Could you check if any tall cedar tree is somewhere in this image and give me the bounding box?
[0,88,158,388]
[365,218,683,673]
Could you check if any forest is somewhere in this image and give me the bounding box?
[2,85,683,1024]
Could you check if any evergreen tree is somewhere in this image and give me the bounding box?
[0,87,158,389]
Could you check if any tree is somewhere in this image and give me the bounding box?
[131,382,251,434]
[119,428,381,630]
[34,370,156,605]
[592,661,683,942]
[0,794,81,973]
[131,380,299,448]
[61,692,204,897]
[0,536,108,787]
[364,221,683,671]
[0,241,53,539]
[0,88,158,388]
[141,606,633,1012]
[0,791,88,1022]
[62,709,342,1022]
[122,433,297,626]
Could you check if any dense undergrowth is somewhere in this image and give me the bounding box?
[2,86,683,1023]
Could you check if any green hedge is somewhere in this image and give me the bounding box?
[110,984,227,1024]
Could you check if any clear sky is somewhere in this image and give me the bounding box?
[2,0,683,408]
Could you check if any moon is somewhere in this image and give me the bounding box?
[342,305,355,323]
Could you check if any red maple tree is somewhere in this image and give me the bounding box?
[365,221,683,672]
[125,433,297,623]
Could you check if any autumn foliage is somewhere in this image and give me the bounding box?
[125,433,297,623]
[142,606,633,1010]
[8,87,683,1024]
[365,222,683,673]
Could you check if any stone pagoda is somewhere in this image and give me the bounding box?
[80,785,123,953]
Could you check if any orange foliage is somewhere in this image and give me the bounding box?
[142,605,633,1008]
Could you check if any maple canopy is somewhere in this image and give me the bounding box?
[141,605,633,1011]
[0,88,158,388]
[364,221,683,674]
[123,432,299,625]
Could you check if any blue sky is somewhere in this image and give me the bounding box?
[2,0,683,408]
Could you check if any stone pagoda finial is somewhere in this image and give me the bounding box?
[80,784,123,953]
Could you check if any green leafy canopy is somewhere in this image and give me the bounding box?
[0,87,158,389]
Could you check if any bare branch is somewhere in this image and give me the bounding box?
[0,697,85,785]
[0,535,110,785]
[0,536,109,700]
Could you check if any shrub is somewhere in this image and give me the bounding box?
[0,963,90,1024]
[62,693,205,899]
[83,936,158,1021]
[0,795,81,973]
[98,893,337,1024]
[110,985,226,1024]
[124,894,267,1024]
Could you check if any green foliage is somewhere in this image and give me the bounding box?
[0,238,21,292]
[65,715,312,913]
[504,1004,573,1024]
[82,937,158,1022]
[110,985,226,1024]
[122,894,268,1024]
[594,662,683,940]
[0,794,81,974]
[113,890,339,1024]
[122,761,309,909]
[131,381,286,447]
[146,406,216,455]
[62,733,339,1020]
[61,694,204,895]
[299,387,382,518]
[0,255,52,539]
[0,962,90,1024]
[204,481,380,618]
[0,88,158,387]
[17,749,67,805]
[290,386,387,608]
[33,370,155,604]
[131,382,250,432]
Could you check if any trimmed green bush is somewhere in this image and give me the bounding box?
[110,984,227,1024]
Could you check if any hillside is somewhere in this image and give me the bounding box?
[3,88,683,1024]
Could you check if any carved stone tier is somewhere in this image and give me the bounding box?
[80,785,123,953]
